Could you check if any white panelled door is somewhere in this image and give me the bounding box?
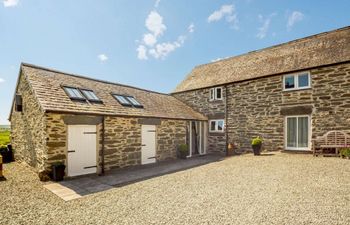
[67,125,97,177]
[141,125,156,165]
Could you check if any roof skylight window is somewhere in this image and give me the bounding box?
[112,94,143,108]
[113,94,132,106]
[63,86,85,100]
[81,89,102,102]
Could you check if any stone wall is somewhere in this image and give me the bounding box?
[45,114,188,173]
[227,62,350,152]
[173,87,226,153]
[311,63,350,138]
[174,62,350,153]
[10,72,47,172]
[156,120,187,161]
[103,117,141,170]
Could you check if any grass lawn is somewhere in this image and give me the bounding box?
[0,131,10,147]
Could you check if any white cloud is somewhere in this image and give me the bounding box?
[208,4,239,29]
[188,23,195,33]
[0,78,5,83]
[137,45,148,60]
[154,0,161,8]
[98,54,108,62]
[145,11,166,37]
[287,11,304,31]
[136,9,193,60]
[149,36,186,59]
[143,33,157,46]
[3,0,18,7]
[256,13,276,39]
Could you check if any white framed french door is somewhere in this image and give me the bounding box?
[285,115,311,151]
[188,121,207,157]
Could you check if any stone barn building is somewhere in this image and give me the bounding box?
[10,64,206,176]
[9,26,350,177]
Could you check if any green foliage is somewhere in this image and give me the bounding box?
[339,148,350,158]
[251,136,263,146]
[178,144,189,153]
[0,131,10,148]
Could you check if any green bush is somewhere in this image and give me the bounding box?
[178,144,189,153]
[251,136,263,146]
[339,148,350,158]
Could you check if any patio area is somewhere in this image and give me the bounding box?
[44,154,224,201]
[1,152,349,225]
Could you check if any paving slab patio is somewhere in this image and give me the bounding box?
[44,154,223,201]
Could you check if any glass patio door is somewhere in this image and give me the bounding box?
[286,116,310,150]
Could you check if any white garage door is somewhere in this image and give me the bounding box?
[67,125,97,177]
[141,125,156,165]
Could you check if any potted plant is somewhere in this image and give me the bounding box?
[339,148,350,159]
[51,161,66,181]
[251,136,263,156]
[177,144,189,159]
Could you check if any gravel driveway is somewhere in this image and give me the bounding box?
[1,153,349,225]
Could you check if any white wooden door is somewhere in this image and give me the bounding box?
[141,125,156,165]
[67,125,97,176]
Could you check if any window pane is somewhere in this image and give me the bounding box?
[217,120,224,131]
[298,73,309,88]
[82,90,100,101]
[298,117,309,148]
[285,76,295,89]
[64,87,84,99]
[114,95,131,105]
[216,88,222,99]
[287,117,297,147]
[210,121,216,131]
[126,96,142,107]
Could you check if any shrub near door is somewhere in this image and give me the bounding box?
[251,137,263,156]
[177,144,189,159]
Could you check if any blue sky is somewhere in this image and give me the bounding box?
[0,0,349,124]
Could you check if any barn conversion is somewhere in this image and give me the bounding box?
[10,64,206,176]
[9,26,350,177]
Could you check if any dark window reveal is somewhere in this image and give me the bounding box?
[15,94,23,112]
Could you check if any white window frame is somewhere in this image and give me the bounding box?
[284,115,311,151]
[209,119,225,133]
[283,72,311,91]
[209,87,223,101]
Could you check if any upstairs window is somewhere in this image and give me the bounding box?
[209,119,225,132]
[283,72,310,91]
[209,87,223,101]
[81,89,102,102]
[63,86,86,100]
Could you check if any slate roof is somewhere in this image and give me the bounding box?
[173,26,350,93]
[19,63,207,121]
